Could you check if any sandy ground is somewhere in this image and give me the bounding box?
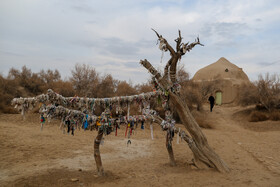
[0,105,279,187]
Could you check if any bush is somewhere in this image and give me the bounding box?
[255,104,267,111]
[249,111,269,122]
[238,83,259,106]
[180,81,203,111]
[195,117,213,129]
[192,110,213,129]
[256,73,280,111]
[238,73,280,111]
[270,111,280,121]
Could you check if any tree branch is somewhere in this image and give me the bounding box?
[181,37,204,55]
[151,29,176,56]
[169,36,204,83]
[140,59,162,80]
[175,30,183,52]
[165,42,176,56]
[169,56,180,83]
[163,58,173,80]
[140,59,169,89]
[151,28,161,38]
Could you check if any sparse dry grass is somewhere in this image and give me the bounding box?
[192,110,213,129]
[195,117,213,129]
[249,111,269,122]
[270,111,280,121]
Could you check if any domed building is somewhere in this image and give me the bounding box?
[192,57,250,105]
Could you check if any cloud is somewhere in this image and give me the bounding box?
[213,22,248,37]
[71,5,95,14]
[100,38,141,56]
[257,60,280,67]
[72,40,96,48]
[0,50,25,57]
[123,61,140,68]
[0,0,280,84]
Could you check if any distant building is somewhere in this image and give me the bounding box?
[192,57,250,105]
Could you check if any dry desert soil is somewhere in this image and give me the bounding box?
[0,105,279,187]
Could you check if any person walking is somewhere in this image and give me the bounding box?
[40,114,46,131]
[141,118,145,129]
[65,117,71,135]
[208,95,215,112]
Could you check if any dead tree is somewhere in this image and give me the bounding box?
[140,29,230,173]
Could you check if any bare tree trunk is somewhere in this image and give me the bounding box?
[94,129,104,176]
[166,132,176,166]
[169,92,230,172]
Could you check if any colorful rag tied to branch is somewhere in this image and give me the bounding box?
[11,89,163,116]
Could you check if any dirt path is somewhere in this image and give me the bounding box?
[0,107,279,186]
[208,106,280,176]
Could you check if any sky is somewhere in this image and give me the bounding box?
[0,0,280,84]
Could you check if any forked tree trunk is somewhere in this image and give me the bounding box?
[94,129,105,176]
[140,59,230,173]
[169,92,229,172]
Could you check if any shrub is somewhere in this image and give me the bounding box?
[249,111,269,122]
[270,111,280,121]
[256,73,280,111]
[238,73,280,111]
[195,117,213,129]
[192,110,213,129]
[238,83,259,106]
[180,81,203,111]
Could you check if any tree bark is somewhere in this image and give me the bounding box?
[166,131,176,166]
[94,129,105,176]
